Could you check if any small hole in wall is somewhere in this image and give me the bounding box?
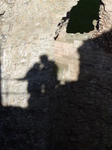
[67,0,100,34]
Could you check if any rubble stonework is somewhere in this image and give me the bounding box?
[92,0,112,52]
[1,0,112,149]
[98,0,112,33]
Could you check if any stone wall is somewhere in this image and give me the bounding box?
[1,0,112,149]
[0,0,78,107]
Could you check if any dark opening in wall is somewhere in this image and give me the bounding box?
[67,0,100,34]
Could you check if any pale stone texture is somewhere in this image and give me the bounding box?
[0,1,8,14]
[1,0,112,150]
[2,24,9,34]
[0,0,112,118]
[1,0,79,107]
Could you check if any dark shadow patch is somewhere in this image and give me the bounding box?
[67,0,100,33]
[1,29,112,150]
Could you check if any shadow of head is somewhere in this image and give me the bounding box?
[40,55,49,64]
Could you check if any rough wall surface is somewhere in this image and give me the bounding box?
[0,0,112,149]
[0,0,78,107]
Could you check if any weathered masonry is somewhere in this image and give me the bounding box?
[0,0,112,149]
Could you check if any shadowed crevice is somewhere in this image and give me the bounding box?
[67,0,100,33]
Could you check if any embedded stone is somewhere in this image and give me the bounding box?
[2,24,9,34]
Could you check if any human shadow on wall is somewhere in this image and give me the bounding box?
[0,55,60,149]
[1,30,112,150]
[18,55,60,110]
